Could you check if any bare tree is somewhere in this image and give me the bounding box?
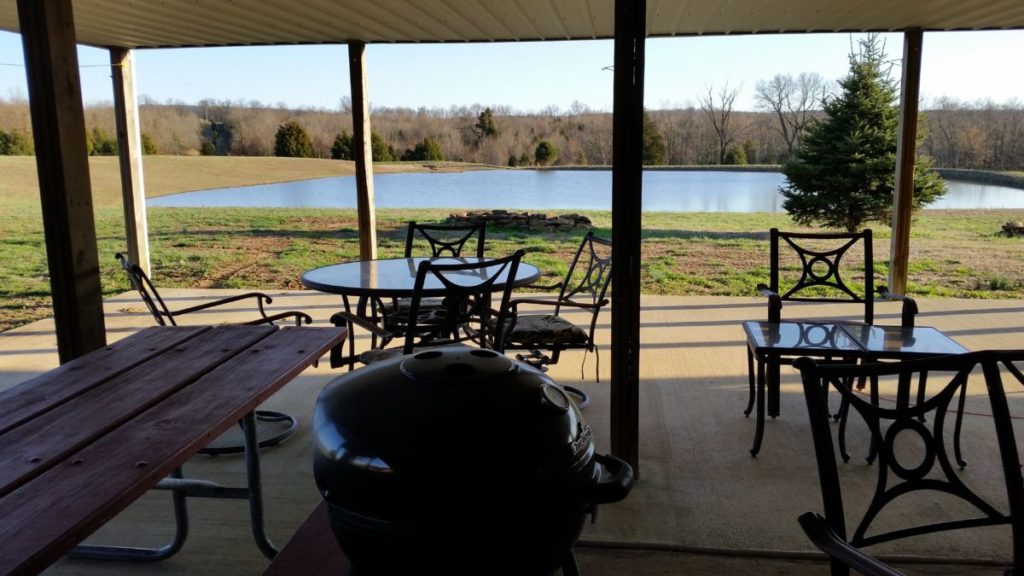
[698,84,740,164]
[755,72,827,159]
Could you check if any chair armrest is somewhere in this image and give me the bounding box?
[507,297,604,311]
[535,282,565,291]
[169,292,274,317]
[797,513,905,576]
[329,311,395,369]
[330,311,392,340]
[756,283,783,324]
[243,311,313,326]
[876,286,919,328]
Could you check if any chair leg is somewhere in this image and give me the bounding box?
[836,379,853,463]
[751,357,767,457]
[954,377,969,468]
[866,374,881,464]
[561,549,580,576]
[744,347,756,417]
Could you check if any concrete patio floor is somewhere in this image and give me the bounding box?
[1,290,1022,575]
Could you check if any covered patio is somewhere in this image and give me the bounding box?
[3,0,1024,573]
[1,291,1022,574]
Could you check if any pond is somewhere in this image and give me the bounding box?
[147,169,1024,212]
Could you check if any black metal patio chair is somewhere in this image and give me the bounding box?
[497,231,612,408]
[116,252,312,454]
[369,221,488,343]
[331,249,524,365]
[794,350,1024,576]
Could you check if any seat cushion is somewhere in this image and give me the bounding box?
[385,297,445,317]
[506,314,589,347]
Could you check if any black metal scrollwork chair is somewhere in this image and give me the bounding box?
[116,252,311,454]
[331,250,524,365]
[368,221,488,343]
[497,232,612,409]
[746,229,919,433]
[794,351,1024,576]
[404,220,486,259]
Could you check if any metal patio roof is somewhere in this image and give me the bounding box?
[1,0,1023,49]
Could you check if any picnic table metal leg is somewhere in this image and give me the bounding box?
[69,413,279,563]
[69,467,190,561]
[241,410,278,559]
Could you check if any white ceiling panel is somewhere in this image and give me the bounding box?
[0,0,1021,49]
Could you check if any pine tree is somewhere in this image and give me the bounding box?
[331,132,353,160]
[370,132,395,162]
[476,108,499,138]
[642,111,667,165]
[274,120,314,158]
[781,34,945,232]
[534,140,558,166]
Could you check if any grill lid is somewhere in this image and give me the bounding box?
[314,346,594,491]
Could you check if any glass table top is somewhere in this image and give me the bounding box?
[743,321,862,353]
[301,257,541,297]
[744,320,969,358]
[839,324,969,357]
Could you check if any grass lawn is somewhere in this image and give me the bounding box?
[2,156,1023,332]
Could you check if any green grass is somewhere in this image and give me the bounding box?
[2,156,1024,332]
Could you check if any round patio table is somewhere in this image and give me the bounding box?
[302,256,543,373]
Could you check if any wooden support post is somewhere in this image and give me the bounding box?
[348,42,377,260]
[610,0,645,474]
[889,29,923,294]
[110,48,151,276]
[17,0,106,363]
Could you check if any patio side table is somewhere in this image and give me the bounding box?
[742,321,968,457]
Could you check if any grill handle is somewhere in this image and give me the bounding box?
[588,453,634,504]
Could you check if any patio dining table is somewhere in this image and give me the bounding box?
[0,324,345,575]
[301,256,541,365]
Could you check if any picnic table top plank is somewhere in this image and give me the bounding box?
[0,325,275,498]
[0,325,345,576]
[0,326,208,435]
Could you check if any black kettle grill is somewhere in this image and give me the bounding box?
[313,346,633,575]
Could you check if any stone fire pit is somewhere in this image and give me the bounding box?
[1002,221,1024,237]
[447,210,592,231]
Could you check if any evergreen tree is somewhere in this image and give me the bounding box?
[89,127,118,156]
[331,131,353,160]
[534,140,558,166]
[781,34,945,232]
[420,137,444,161]
[724,145,748,165]
[0,129,34,155]
[274,120,314,158]
[370,132,395,162]
[642,111,667,165]
[141,133,158,155]
[476,108,499,138]
[401,137,445,161]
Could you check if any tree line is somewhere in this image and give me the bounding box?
[0,92,1021,170]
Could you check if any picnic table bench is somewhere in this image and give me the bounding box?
[0,324,345,575]
[263,502,352,576]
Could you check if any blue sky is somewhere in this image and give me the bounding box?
[0,30,1021,112]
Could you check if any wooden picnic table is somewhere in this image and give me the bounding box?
[0,324,345,576]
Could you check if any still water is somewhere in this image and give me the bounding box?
[148,169,1024,212]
